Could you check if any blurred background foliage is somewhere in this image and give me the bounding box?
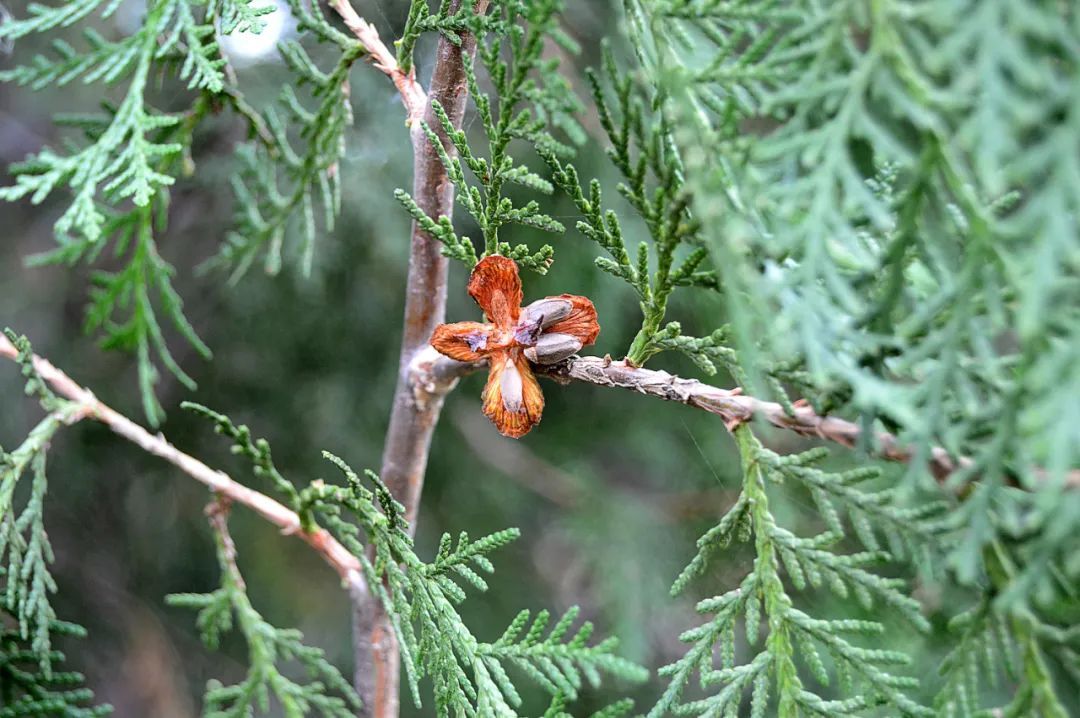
[0,1,1071,716]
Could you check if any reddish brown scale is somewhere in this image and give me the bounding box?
[429,256,600,437]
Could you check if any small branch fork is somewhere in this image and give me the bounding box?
[327,0,427,123]
[0,334,368,596]
[205,496,245,590]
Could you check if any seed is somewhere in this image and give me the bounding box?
[520,298,573,328]
[523,333,582,364]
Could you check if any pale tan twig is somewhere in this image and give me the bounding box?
[0,334,368,595]
[547,357,972,481]
[327,0,427,123]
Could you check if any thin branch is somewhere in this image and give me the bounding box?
[327,0,427,123]
[429,352,1080,490]
[0,334,368,593]
[376,1,492,531]
[205,496,245,590]
[549,357,972,480]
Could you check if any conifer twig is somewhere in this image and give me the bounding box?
[428,352,1080,490]
[0,334,369,593]
[327,0,427,123]
[204,496,245,590]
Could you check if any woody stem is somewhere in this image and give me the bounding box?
[353,4,490,718]
[423,352,1080,491]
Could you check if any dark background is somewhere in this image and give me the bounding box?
[0,1,981,715]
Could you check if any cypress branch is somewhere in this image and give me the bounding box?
[168,498,361,717]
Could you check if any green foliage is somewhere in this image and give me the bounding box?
[656,427,934,717]
[208,0,363,279]
[542,60,823,411]
[310,453,648,717]
[0,615,112,717]
[397,0,584,274]
[2,1,185,238]
[4,1,1079,715]
[184,406,647,717]
[619,0,1080,577]
[931,596,1075,718]
[396,0,506,75]
[762,447,949,569]
[545,696,635,718]
[31,202,211,425]
[637,324,741,380]
[4,331,60,413]
[181,402,301,512]
[934,598,1019,718]
[0,0,367,424]
[0,0,268,423]
[167,506,360,718]
[1,427,62,680]
[214,0,277,36]
[543,43,720,367]
[0,0,269,235]
[933,538,1079,718]
[0,333,83,677]
[653,421,1078,716]
[0,333,110,716]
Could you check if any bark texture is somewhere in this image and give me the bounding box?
[353,5,489,717]
[424,352,1080,490]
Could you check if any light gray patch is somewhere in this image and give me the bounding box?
[0,5,11,55]
[465,332,488,352]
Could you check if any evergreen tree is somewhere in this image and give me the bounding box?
[0,1,1076,716]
